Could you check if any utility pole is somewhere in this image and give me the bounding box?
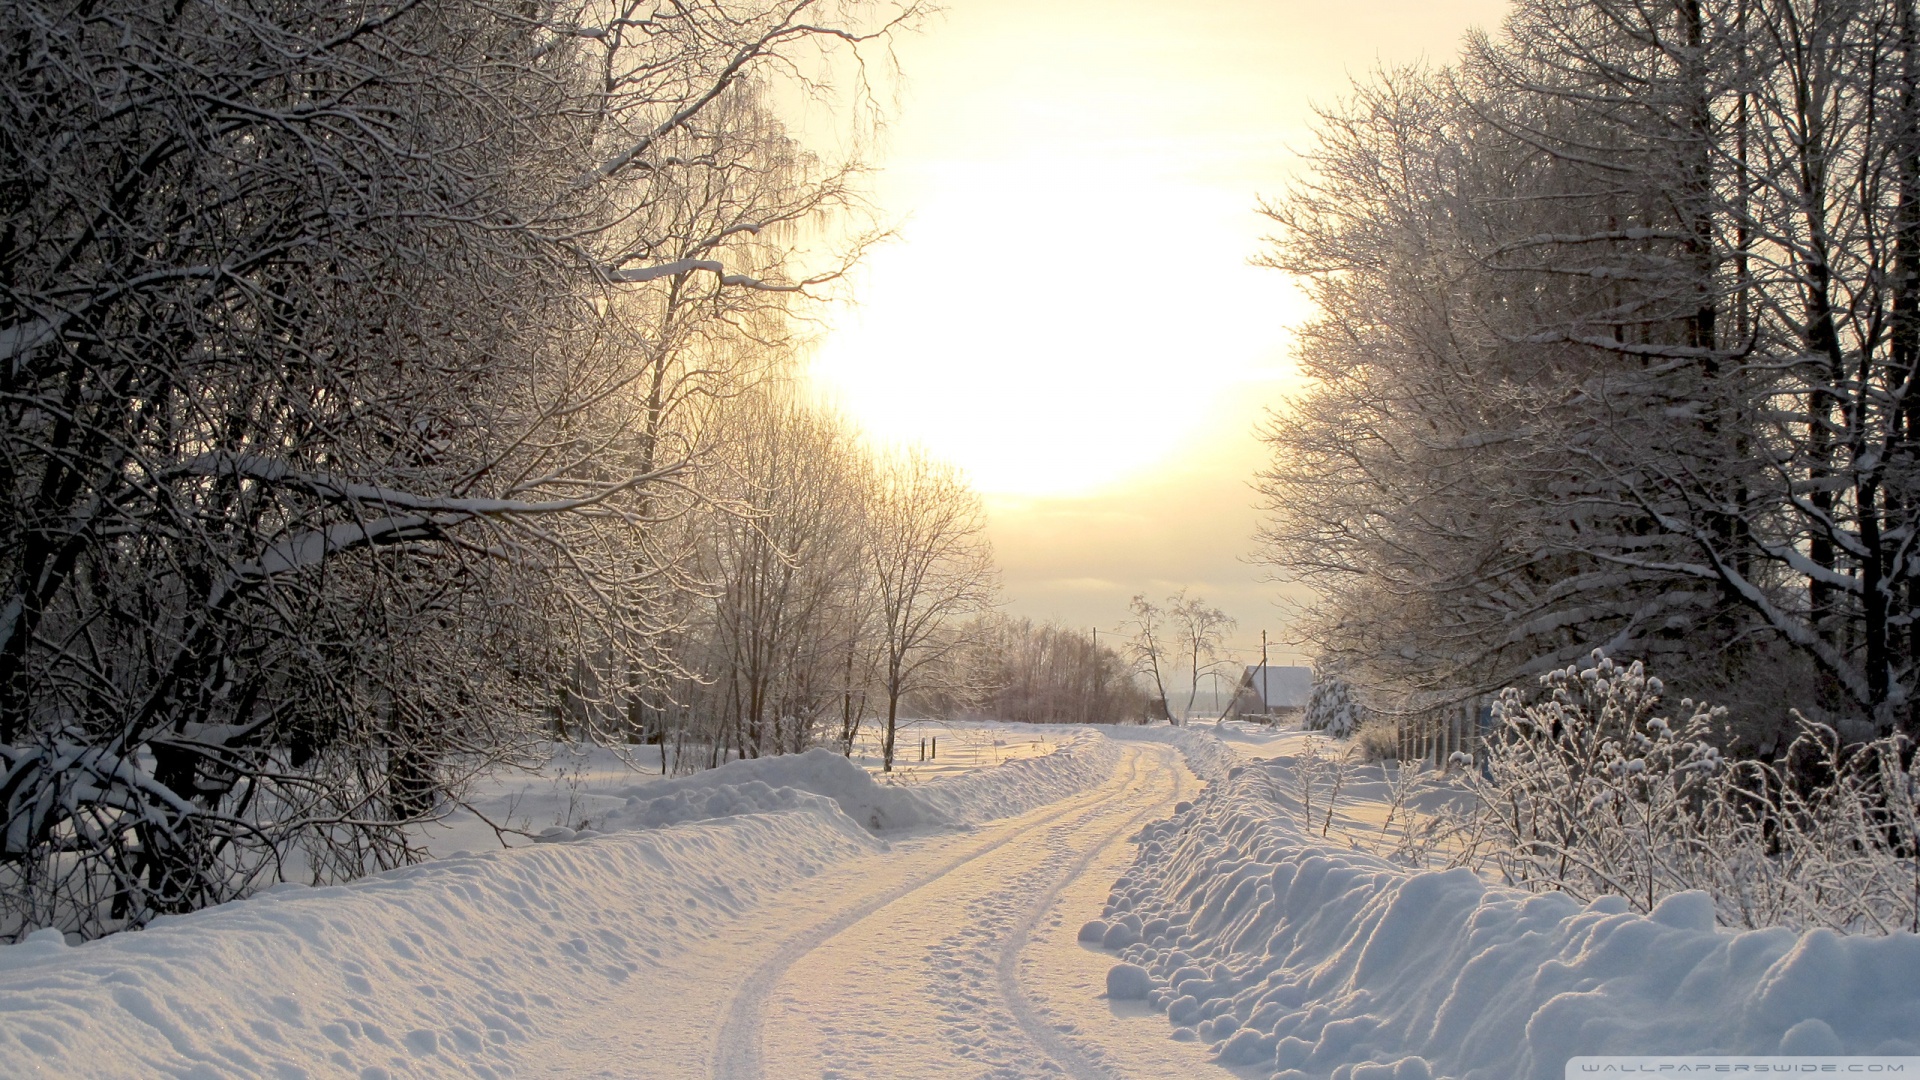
[1088,627,1098,725]
[1260,630,1269,717]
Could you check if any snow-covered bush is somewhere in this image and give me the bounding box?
[1303,673,1364,738]
[1461,650,1920,933]
[1353,717,1401,761]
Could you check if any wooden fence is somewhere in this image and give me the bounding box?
[1397,697,1494,769]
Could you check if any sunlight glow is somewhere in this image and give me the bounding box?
[804,0,1512,626]
[804,0,1504,500]
[809,161,1299,497]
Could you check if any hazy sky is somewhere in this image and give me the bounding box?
[807,0,1511,667]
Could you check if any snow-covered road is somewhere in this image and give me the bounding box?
[731,741,1220,1080]
[565,740,1235,1080]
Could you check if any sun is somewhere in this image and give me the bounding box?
[807,156,1301,499]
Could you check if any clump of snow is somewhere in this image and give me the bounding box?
[1106,962,1154,1000]
[1087,755,1920,1078]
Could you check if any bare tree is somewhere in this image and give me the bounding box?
[1168,592,1237,722]
[866,448,997,771]
[697,388,869,757]
[942,616,1148,724]
[1125,595,1176,723]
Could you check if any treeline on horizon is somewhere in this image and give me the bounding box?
[1260,0,1920,751]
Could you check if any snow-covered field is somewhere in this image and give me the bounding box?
[4,720,1919,1079]
[845,720,1060,781]
[415,722,1061,857]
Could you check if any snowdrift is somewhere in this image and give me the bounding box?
[584,749,941,833]
[913,724,1120,823]
[0,807,880,1078]
[1083,757,1920,1080]
[0,725,1121,1077]
[578,725,1120,836]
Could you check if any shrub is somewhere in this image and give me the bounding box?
[1354,717,1401,762]
[1458,651,1920,934]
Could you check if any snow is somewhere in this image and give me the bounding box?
[1083,748,1920,1079]
[589,748,945,832]
[0,807,882,1078]
[419,723,1071,856]
[1,737,199,857]
[560,724,1110,835]
[0,723,1134,1079]
[415,742,672,857]
[1105,719,1240,781]
[844,720,1061,781]
[1206,718,1302,761]
[8,719,1920,1079]
[734,729,1220,1080]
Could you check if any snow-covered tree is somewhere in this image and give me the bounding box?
[939,616,1149,725]
[1303,674,1365,738]
[0,0,920,939]
[692,389,873,758]
[1258,0,1920,739]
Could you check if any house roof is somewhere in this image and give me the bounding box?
[1242,664,1313,708]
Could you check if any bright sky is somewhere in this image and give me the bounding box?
[807,0,1512,667]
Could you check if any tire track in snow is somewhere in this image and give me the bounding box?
[991,750,1191,1080]
[709,744,1154,1080]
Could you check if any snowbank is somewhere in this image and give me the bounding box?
[913,723,1120,823]
[590,748,944,832]
[0,724,1124,1077]
[0,806,880,1078]
[423,722,1079,856]
[582,725,1119,836]
[1084,757,1920,1080]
